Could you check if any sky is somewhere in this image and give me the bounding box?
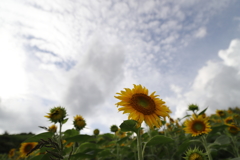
[0,0,240,135]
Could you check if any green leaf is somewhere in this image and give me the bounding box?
[214,135,230,145]
[210,125,228,135]
[29,154,45,160]
[65,134,94,143]
[147,135,174,146]
[63,129,79,138]
[119,120,138,133]
[24,132,54,142]
[228,158,240,160]
[62,118,68,124]
[174,140,190,156]
[198,107,208,116]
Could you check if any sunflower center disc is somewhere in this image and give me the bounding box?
[192,121,205,132]
[130,93,156,115]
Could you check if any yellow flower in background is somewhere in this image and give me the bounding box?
[93,129,100,136]
[8,148,16,158]
[48,124,57,133]
[216,110,225,118]
[110,125,119,133]
[73,115,86,131]
[115,84,171,129]
[45,106,67,123]
[224,117,234,125]
[184,115,211,137]
[228,125,239,136]
[19,142,38,157]
[115,129,126,138]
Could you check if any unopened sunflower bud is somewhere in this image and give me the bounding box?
[188,104,199,112]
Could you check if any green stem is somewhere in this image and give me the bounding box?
[230,136,240,157]
[201,135,212,160]
[59,122,63,152]
[136,128,143,160]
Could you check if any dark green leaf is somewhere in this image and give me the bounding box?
[119,120,138,133]
[174,140,190,156]
[147,135,174,146]
[63,129,79,138]
[62,118,68,124]
[65,134,94,143]
[210,125,228,135]
[198,107,208,116]
[24,132,54,142]
[214,135,230,145]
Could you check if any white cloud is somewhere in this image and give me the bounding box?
[172,39,240,119]
[195,27,207,38]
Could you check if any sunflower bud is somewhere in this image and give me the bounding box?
[73,115,86,131]
[48,124,57,133]
[188,104,199,112]
[93,129,100,136]
[110,125,119,133]
[45,106,67,123]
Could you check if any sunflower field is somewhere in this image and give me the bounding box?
[1,84,240,160]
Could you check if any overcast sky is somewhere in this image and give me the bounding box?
[0,0,240,135]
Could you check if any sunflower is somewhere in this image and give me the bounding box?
[19,142,38,157]
[224,117,234,125]
[184,115,211,137]
[115,84,171,129]
[216,110,225,118]
[45,106,67,123]
[228,125,239,135]
[8,148,16,158]
[48,124,57,133]
[73,115,86,131]
[184,147,207,160]
[115,129,126,138]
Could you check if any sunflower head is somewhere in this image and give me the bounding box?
[93,129,100,136]
[228,125,239,136]
[48,124,57,133]
[19,142,38,157]
[73,115,86,131]
[115,129,126,138]
[224,117,234,125]
[184,147,207,160]
[216,110,225,118]
[188,104,199,112]
[45,106,67,123]
[8,148,16,158]
[115,84,171,129]
[184,115,212,137]
[110,125,119,133]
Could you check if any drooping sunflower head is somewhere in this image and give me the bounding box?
[19,142,38,157]
[115,84,172,129]
[184,147,207,160]
[228,125,239,136]
[93,129,100,136]
[45,106,67,123]
[8,148,16,158]
[48,124,57,133]
[216,110,225,118]
[73,115,86,131]
[224,117,234,125]
[184,115,212,137]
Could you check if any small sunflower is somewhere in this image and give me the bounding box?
[224,117,234,125]
[115,129,126,138]
[8,148,16,158]
[115,84,171,129]
[188,104,199,112]
[184,115,211,137]
[216,110,225,118]
[184,147,207,160]
[45,106,67,123]
[48,124,57,133]
[93,129,100,136]
[228,125,239,135]
[19,142,38,157]
[73,115,86,131]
